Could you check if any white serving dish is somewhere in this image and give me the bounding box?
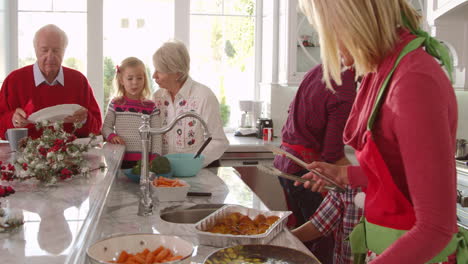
[86,233,193,264]
[28,104,82,123]
[152,178,190,202]
[194,204,291,247]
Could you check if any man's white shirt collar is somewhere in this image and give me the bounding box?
[33,62,64,87]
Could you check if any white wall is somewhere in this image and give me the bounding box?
[456,91,468,139]
[271,87,468,143]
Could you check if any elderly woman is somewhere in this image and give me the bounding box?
[152,40,229,167]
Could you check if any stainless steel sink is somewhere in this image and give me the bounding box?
[160,204,225,224]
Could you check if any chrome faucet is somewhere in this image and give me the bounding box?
[138,112,212,216]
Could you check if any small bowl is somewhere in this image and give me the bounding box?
[164,153,204,177]
[123,168,173,183]
[87,233,193,264]
[152,178,190,202]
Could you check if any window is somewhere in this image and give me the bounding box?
[2,0,260,129]
[103,0,174,108]
[0,0,7,82]
[17,0,87,73]
[190,0,257,128]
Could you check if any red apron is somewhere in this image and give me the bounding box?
[349,38,465,263]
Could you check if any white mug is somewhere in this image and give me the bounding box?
[5,128,28,151]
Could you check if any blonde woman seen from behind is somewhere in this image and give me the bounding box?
[152,40,229,167]
[296,0,467,263]
[102,57,162,169]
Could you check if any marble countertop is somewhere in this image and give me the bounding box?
[0,142,316,264]
[85,167,315,264]
[0,143,125,264]
[225,133,280,152]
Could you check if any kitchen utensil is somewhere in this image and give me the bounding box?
[165,153,204,177]
[456,139,467,159]
[204,244,320,264]
[187,192,212,197]
[5,128,28,151]
[28,104,82,123]
[152,179,190,202]
[194,137,212,159]
[257,165,344,193]
[195,204,291,247]
[86,233,193,264]
[263,144,346,191]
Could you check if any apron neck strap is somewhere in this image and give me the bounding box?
[367,37,425,131]
[401,14,454,83]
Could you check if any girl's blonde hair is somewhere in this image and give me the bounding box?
[113,57,151,101]
[299,0,421,88]
[153,39,190,83]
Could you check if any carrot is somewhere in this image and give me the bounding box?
[145,251,155,263]
[152,246,164,256]
[153,177,185,187]
[166,255,183,261]
[110,246,182,264]
[153,248,170,262]
[141,248,150,257]
[116,250,129,263]
[127,255,145,264]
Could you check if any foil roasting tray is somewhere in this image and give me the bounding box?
[194,205,291,247]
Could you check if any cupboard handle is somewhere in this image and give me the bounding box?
[242,161,259,165]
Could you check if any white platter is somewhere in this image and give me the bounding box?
[87,233,193,264]
[28,104,82,123]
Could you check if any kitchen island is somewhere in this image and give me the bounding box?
[0,142,316,264]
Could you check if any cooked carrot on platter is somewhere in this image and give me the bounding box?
[110,246,183,264]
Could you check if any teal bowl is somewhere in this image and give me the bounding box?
[164,153,204,177]
[122,168,173,183]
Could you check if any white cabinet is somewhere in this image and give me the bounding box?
[426,0,468,90]
[275,0,426,86]
[277,0,321,85]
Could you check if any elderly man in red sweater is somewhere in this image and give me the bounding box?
[0,24,102,139]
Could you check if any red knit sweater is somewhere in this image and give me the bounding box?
[0,65,102,139]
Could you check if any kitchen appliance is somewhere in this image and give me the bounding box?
[235,100,262,137]
[456,139,467,159]
[256,118,273,139]
[456,165,468,230]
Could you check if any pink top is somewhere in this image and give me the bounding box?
[344,29,458,263]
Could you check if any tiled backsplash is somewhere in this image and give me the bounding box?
[456,91,468,139]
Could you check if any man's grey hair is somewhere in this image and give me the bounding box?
[33,24,69,51]
[153,39,190,82]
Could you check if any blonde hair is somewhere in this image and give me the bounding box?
[153,39,190,82]
[113,57,151,102]
[299,0,421,88]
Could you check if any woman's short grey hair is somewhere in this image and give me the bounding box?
[153,40,190,82]
[33,24,69,51]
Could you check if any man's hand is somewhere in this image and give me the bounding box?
[12,108,29,128]
[64,107,88,124]
[109,136,125,145]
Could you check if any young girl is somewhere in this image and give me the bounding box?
[102,57,162,169]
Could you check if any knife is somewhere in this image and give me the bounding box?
[187,191,212,197]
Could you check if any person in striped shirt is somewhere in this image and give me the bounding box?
[102,57,162,169]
